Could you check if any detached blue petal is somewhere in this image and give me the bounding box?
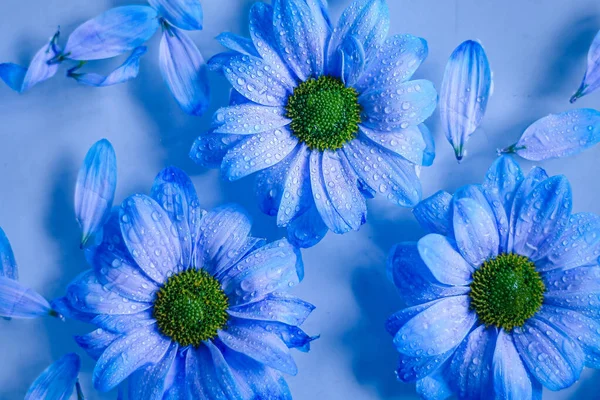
[440,40,492,161]
[0,277,55,318]
[25,353,81,400]
[0,63,26,92]
[65,6,159,60]
[504,108,600,161]
[159,26,210,116]
[0,227,18,280]
[0,30,61,93]
[148,0,203,31]
[571,30,600,103]
[68,46,147,87]
[75,139,117,248]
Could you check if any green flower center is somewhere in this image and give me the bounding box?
[469,253,545,331]
[286,76,362,151]
[153,269,229,346]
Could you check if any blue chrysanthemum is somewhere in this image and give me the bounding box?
[59,166,316,398]
[387,155,600,399]
[190,0,437,248]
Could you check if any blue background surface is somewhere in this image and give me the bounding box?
[2,0,600,398]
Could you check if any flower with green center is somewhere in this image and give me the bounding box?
[192,0,438,249]
[61,163,317,398]
[153,269,229,346]
[387,155,600,399]
[286,76,361,151]
[469,253,545,331]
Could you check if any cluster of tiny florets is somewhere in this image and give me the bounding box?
[469,253,545,331]
[286,76,362,151]
[153,268,229,346]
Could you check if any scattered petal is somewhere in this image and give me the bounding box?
[502,109,600,161]
[0,30,61,93]
[159,26,210,116]
[65,6,159,60]
[68,46,147,87]
[571,30,600,103]
[439,40,492,161]
[75,139,117,248]
[0,277,55,319]
[0,227,18,280]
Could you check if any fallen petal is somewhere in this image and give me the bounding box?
[440,40,492,161]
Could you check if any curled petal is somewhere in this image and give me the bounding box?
[75,139,117,248]
[440,40,492,161]
[571,30,600,103]
[503,108,600,161]
[68,46,147,87]
[159,27,210,116]
[0,277,55,318]
[0,30,61,93]
[25,353,81,400]
[65,6,159,60]
[0,227,18,280]
[148,0,203,31]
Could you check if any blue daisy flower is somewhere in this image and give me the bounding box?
[190,0,437,248]
[387,155,600,399]
[59,165,317,398]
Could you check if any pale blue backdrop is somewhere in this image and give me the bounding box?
[1,0,600,398]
